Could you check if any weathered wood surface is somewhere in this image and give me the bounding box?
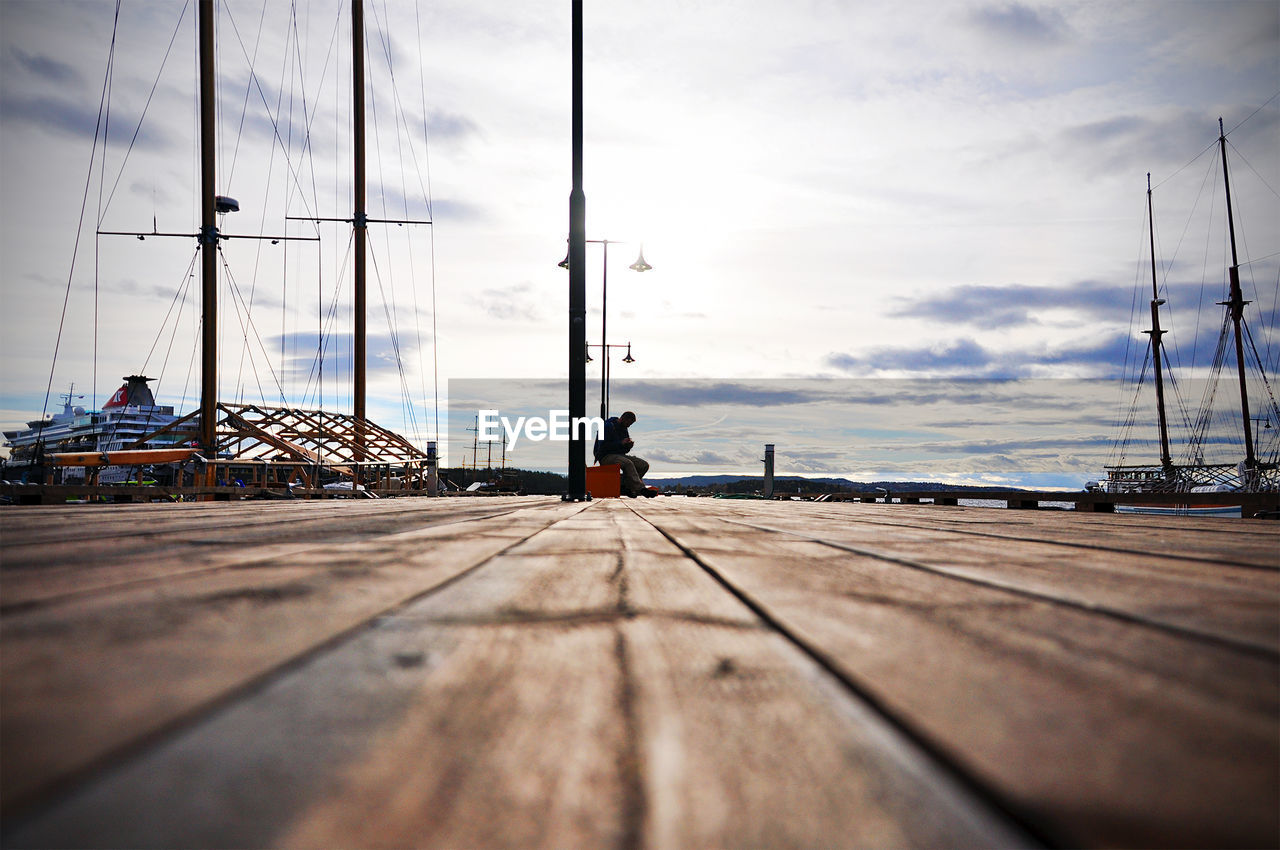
[2,497,1276,849]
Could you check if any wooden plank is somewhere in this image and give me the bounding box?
[634,500,1280,848]
[730,499,1280,567]
[6,501,1030,849]
[675,500,1280,652]
[50,448,200,466]
[1,497,551,609]
[0,498,577,816]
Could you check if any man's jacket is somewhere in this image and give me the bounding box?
[593,416,630,461]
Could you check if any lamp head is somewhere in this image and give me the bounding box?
[558,252,570,270]
[628,246,652,272]
[622,342,635,364]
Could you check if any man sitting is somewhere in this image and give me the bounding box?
[593,410,656,498]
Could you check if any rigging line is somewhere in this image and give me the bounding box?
[1150,136,1217,192]
[364,20,417,440]
[218,249,288,404]
[1119,202,1145,397]
[300,231,354,407]
[374,0,431,438]
[223,0,270,189]
[142,249,202,372]
[1228,189,1278,369]
[290,1,332,240]
[364,11,422,443]
[38,0,121,450]
[1164,363,1194,436]
[151,264,197,412]
[414,2,441,443]
[97,1,190,223]
[1235,249,1280,268]
[364,19,395,333]
[1165,154,1220,373]
[368,244,420,439]
[371,0,433,220]
[221,4,322,223]
[1242,320,1279,416]
[93,13,116,411]
[234,92,285,403]
[232,2,298,403]
[1225,89,1280,138]
[1191,156,1222,373]
[1225,141,1280,202]
[181,304,201,430]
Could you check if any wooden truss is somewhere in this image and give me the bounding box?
[129,403,435,493]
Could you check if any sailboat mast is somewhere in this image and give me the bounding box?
[1145,174,1173,472]
[352,0,368,436]
[1218,117,1256,469]
[198,0,218,456]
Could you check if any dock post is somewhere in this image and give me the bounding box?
[763,444,775,499]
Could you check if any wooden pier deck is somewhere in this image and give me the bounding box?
[2,497,1277,848]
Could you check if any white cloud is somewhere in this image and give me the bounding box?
[1,0,1276,480]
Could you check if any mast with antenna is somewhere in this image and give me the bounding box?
[198,0,218,460]
[1144,173,1173,474]
[352,0,368,447]
[1217,117,1257,472]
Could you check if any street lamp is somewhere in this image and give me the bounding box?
[586,342,636,420]
[560,240,651,419]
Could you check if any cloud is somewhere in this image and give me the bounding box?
[890,278,1280,337]
[0,92,175,151]
[624,381,844,408]
[899,434,1116,456]
[969,2,1071,45]
[825,334,1141,378]
[11,48,83,86]
[646,447,739,465]
[269,331,421,381]
[827,339,994,375]
[426,109,479,142]
[366,188,485,224]
[472,282,547,322]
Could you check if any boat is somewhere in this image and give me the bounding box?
[1091,119,1279,513]
[3,1,439,500]
[2,376,182,484]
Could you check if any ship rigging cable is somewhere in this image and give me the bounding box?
[1108,111,1280,480]
[76,0,443,454]
[41,0,121,448]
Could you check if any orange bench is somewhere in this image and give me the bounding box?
[585,464,621,498]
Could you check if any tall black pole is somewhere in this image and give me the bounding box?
[352,0,368,444]
[566,0,587,499]
[1218,117,1256,469]
[198,0,218,457]
[600,239,608,420]
[1145,173,1173,473]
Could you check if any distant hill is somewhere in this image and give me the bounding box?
[651,474,1025,493]
[438,468,1027,495]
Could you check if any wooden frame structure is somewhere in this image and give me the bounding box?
[132,403,434,491]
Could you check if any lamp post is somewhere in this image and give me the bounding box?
[563,0,651,500]
[585,342,636,421]
[565,0,587,501]
[561,240,651,419]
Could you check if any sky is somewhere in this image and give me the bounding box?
[1,0,1277,485]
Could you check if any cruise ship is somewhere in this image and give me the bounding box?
[2,376,183,484]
